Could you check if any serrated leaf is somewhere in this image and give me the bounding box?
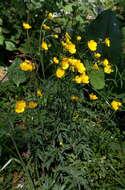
[89,70,105,89]
[5,41,16,51]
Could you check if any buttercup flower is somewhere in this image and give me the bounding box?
[15,100,26,113]
[41,41,48,50]
[88,40,97,51]
[104,65,113,74]
[74,75,82,83]
[48,12,53,20]
[111,100,122,111]
[53,34,58,39]
[61,60,69,70]
[89,93,98,100]
[42,24,51,30]
[80,74,89,84]
[37,90,43,96]
[66,41,76,54]
[56,68,65,78]
[76,36,81,41]
[102,59,109,66]
[94,53,101,58]
[104,38,110,47]
[20,60,35,71]
[27,101,38,109]
[92,63,99,71]
[53,57,59,64]
[62,41,76,54]
[62,33,76,54]
[22,22,32,30]
[71,96,79,102]
[75,61,86,74]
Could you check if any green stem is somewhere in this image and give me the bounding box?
[39,24,46,79]
[40,52,45,79]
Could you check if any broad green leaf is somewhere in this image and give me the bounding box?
[5,41,16,51]
[89,70,105,90]
[8,58,28,87]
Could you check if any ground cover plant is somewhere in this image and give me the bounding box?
[0,0,125,189]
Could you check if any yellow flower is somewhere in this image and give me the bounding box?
[74,75,82,83]
[104,65,113,74]
[92,63,99,71]
[41,41,48,50]
[20,62,32,71]
[89,93,98,100]
[22,22,32,30]
[61,41,66,46]
[111,100,122,111]
[63,41,76,54]
[68,58,77,66]
[76,36,82,41]
[61,60,69,70]
[81,74,89,84]
[102,59,109,66]
[62,33,76,54]
[104,38,110,47]
[53,34,58,39]
[56,68,65,78]
[15,100,26,113]
[67,42,76,54]
[37,90,43,96]
[88,40,97,51]
[94,53,101,58]
[48,12,53,20]
[75,62,86,74]
[71,96,79,102]
[20,60,35,71]
[27,101,38,109]
[53,57,59,64]
[42,24,51,30]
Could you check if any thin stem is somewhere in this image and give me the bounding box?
[39,24,46,79]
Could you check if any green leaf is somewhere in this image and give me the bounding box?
[63,4,73,12]
[75,15,84,24]
[0,34,4,45]
[5,41,16,51]
[89,70,105,89]
[0,26,2,33]
[8,58,28,87]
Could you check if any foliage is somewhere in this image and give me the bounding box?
[0,0,125,190]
